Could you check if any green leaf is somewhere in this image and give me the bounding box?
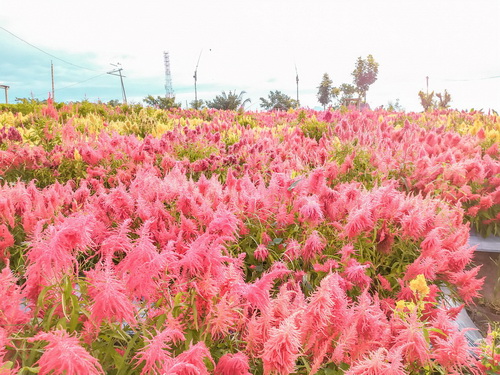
[272,237,283,245]
[288,178,303,191]
[19,366,40,373]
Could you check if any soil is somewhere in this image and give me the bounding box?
[467,301,500,336]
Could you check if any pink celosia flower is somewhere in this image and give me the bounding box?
[391,310,431,366]
[302,230,326,261]
[0,327,16,373]
[302,273,349,357]
[215,352,251,375]
[254,244,269,261]
[208,294,241,339]
[344,205,374,238]
[298,195,324,224]
[283,239,301,261]
[448,267,484,303]
[134,327,185,375]
[433,329,479,373]
[346,348,405,375]
[86,263,137,327]
[343,258,371,290]
[29,330,104,375]
[0,224,14,261]
[262,315,301,375]
[163,342,214,375]
[0,261,30,332]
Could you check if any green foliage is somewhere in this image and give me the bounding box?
[419,91,435,111]
[436,90,452,109]
[418,90,452,111]
[300,118,329,141]
[317,73,334,110]
[333,83,358,108]
[387,98,404,112]
[260,90,298,111]
[143,95,181,110]
[174,141,219,163]
[190,99,205,110]
[352,54,379,102]
[206,90,251,111]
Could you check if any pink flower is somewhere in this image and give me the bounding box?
[254,244,269,261]
[298,195,324,225]
[0,261,30,332]
[433,329,479,372]
[346,348,405,375]
[164,342,214,375]
[283,239,301,261]
[30,330,103,375]
[86,263,137,327]
[344,205,374,238]
[262,315,301,375]
[134,327,185,375]
[448,267,484,303]
[0,224,14,261]
[215,352,251,375]
[343,258,371,290]
[392,311,431,366]
[302,230,326,261]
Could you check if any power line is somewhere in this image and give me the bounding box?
[54,72,109,92]
[0,26,101,72]
[28,72,109,99]
[444,75,500,82]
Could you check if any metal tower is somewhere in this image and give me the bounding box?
[164,51,174,98]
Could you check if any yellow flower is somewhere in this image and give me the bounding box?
[395,300,406,310]
[73,149,82,161]
[395,300,416,311]
[409,274,430,298]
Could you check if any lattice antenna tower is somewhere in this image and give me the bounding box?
[164,51,174,98]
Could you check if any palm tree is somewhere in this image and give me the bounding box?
[206,90,251,110]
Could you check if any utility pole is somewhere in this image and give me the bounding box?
[51,61,55,101]
[426,76,429,95]
[107,63,127,104]
[0,85,9,104]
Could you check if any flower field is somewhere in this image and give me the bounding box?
[0,100,499,374]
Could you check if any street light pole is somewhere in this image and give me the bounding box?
[193,50,202,108]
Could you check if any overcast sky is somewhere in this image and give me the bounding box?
[1,0,499,111]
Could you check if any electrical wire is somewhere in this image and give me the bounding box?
[444,75,500,82]
[54,72,109,92]
[0,26,101,72]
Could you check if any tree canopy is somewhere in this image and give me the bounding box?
[206,91,251,110]
[260,90,298,111]
[317,73,334,109]
[352,55,379,102]
[143,95,181,110]
[418,90,451,111]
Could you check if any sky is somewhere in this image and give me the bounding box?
[0,0,499,112]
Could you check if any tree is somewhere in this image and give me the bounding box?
[190,99,205,110]
[336,83,357,107]
[143,95,181,110]
[418,91,434,111]
[386,98,404,112]
[352,54,379,103]
[317,73,334,110]
[260,90,298,111]
[436,90,451,109]
[206,90,251,111]
[107,99,121,107]
[418,90,451,111]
